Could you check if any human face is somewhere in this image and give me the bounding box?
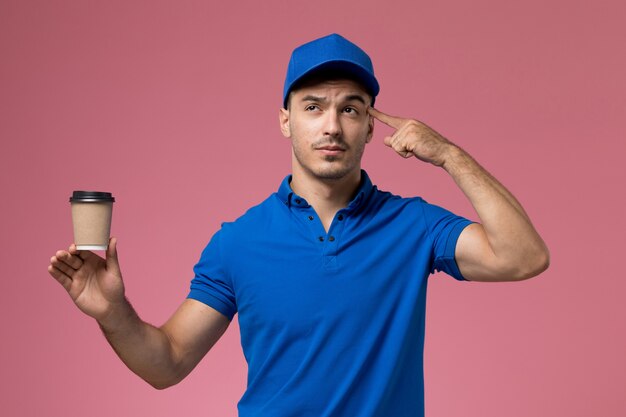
[279,79,374,182]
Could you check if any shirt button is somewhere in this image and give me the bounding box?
[338,214,344,221]
[318,236,324,242]
[308,215,314,221]
[329,236,335,242]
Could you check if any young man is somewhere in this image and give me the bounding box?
[49,34,549,416]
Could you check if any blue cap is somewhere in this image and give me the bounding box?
[283,33,380,108]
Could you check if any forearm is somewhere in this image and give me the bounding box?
[368,107,549,279]
[49,241,220,387]
[97,299,182,389]
[442,144,549,277]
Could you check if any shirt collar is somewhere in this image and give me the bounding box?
[276,170,374,211]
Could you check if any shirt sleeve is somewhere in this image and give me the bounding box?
[188,228,238,320]
[421,201,474,281]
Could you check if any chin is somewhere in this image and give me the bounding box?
[311,164,357,181]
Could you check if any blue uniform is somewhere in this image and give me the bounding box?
[188,171,473,417]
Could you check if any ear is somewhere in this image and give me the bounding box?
[365,112,374,143]
[279,107,291,138]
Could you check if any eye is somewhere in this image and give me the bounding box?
[305,104,320,111]
[343,107,358,115]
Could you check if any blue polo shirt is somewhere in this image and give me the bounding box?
[188,171,472,417]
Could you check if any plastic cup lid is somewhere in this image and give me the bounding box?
[69,191,115,203]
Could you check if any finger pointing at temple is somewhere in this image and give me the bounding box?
[368,107,406,130]
[367,106,454,166]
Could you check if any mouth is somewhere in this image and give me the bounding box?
[315,144,346,155]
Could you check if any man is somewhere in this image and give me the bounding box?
[48,34,549,416]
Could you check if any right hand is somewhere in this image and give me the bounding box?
[368,107,455,166]
[48,237,125,322]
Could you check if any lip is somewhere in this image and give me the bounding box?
[316,146,345,156]
[316,144,346,151]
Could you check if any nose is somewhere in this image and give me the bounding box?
[323,110,342,138]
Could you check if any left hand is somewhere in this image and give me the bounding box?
[368,107,454,167]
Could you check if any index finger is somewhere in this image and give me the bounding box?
[68,243,82,257]
[368,107,405,129]
[68,243,91,261]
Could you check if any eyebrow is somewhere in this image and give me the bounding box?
[301,95,327,103]
[300,94,367,105]
[344,94,367,105]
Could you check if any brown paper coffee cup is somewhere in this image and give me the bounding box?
[70,191,115,250]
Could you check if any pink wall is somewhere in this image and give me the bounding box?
[1,0,624,416]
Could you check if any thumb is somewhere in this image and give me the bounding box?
[106,237,121,276]
[383,135,394,147]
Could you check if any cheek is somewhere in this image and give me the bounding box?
[290,118,318,141]
[352,120,373,142]
[288,122,309,152]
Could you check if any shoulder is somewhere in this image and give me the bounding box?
[218,192,285,238]
[368,185,429,214]
[367,185,470,235]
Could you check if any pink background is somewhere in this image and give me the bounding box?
[1,0,625,416]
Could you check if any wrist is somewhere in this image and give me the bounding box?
[439,143,464,170]
[97,297,136,334]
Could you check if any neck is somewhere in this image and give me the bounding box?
[290,168,362,231]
